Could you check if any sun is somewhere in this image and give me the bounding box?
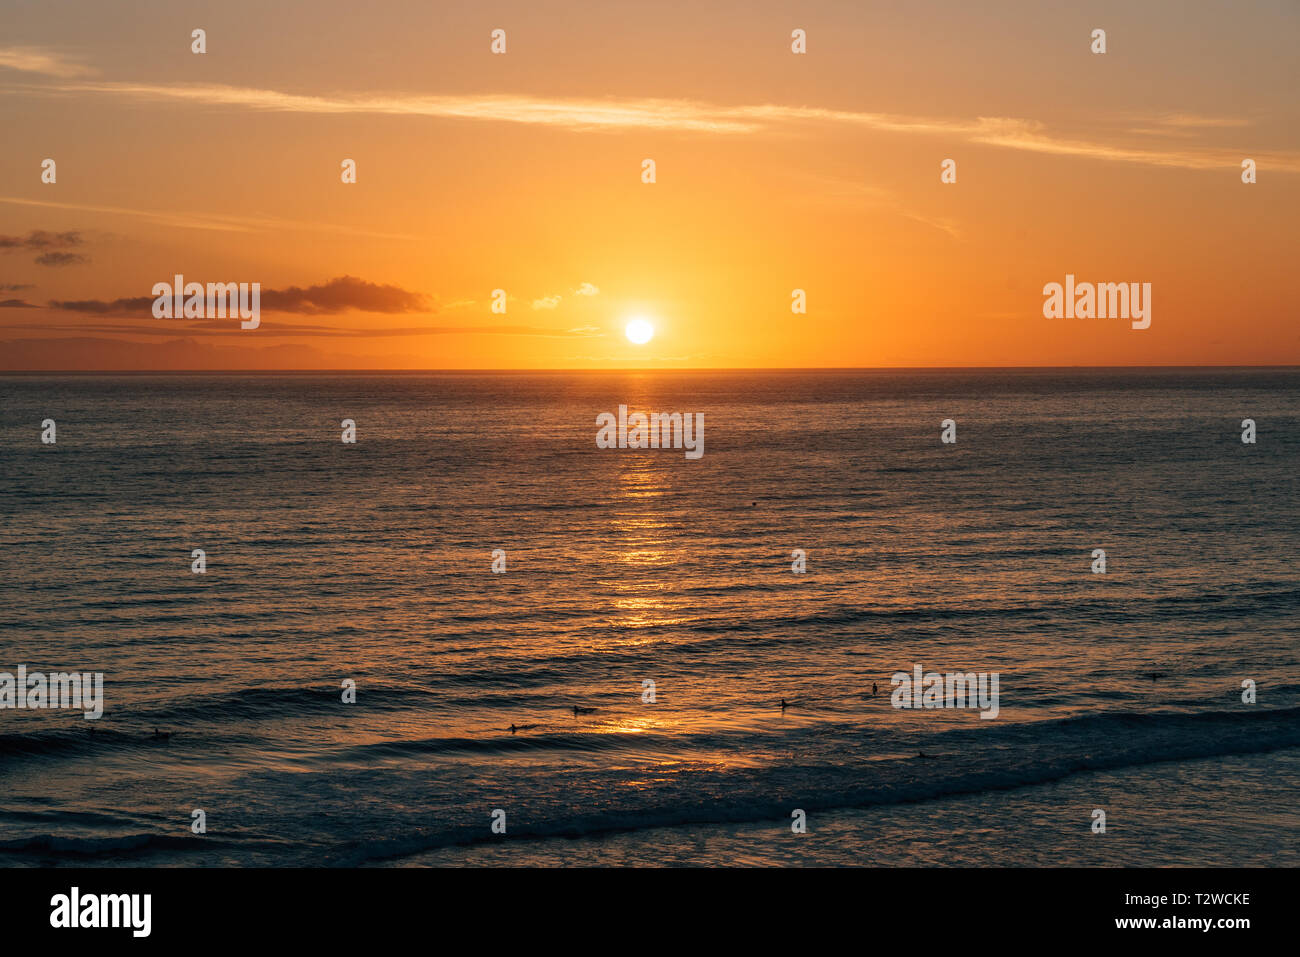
[625,317,654,345]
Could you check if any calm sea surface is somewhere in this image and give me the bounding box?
[1,370,1298,865]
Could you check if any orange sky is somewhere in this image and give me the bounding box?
[1,0,1297,370]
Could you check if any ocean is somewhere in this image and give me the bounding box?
[1,369,1298,866]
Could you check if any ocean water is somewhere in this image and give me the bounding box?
[0,369,1297,866]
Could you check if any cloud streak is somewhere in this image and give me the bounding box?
[0,196,424,240]
[0,47,95,78]
[16,78,1296,173]
[3,320,604,339]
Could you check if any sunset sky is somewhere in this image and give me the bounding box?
[1,0,1297,370]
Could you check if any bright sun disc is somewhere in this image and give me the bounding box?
[625,318,654,345]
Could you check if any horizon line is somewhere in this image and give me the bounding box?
[3,365,1299,376]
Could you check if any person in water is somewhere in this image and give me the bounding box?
[872,682,878,697]
[780,698,788,710]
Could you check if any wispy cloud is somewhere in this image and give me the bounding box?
[1134,112,1254,130]
[1124,113,1257,139]
[799,176,962,240]
[964,116,1275,172]
[12,78,1296,172]
[0,196,423,240]
[0,47,95,78]
[7,78,1289,171]
[41,82,763,133]
[532,283,601,308]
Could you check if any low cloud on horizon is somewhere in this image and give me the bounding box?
[48,275,431,317]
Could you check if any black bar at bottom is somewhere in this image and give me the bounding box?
[0,866,1277,943]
